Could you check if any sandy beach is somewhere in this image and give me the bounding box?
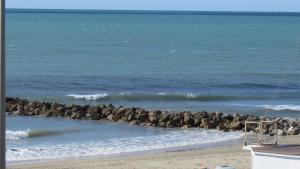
[7,136,299,169]
[7,144,250,169]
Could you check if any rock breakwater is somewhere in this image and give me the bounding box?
[5,97,300,135]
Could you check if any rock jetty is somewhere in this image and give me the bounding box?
[5,97,300,135]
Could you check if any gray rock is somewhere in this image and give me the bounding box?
[4,97,300,133]
[230,120,243,130]
[288,126,300,135]
[129,120,138,125]
[184,112,194,126]
[277,129,286,136]
[106,114,114,121]
[64,110,72,117]
[148,111,160,124]
[158,121,166,127]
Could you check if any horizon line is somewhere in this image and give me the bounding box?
[6,8,300,16]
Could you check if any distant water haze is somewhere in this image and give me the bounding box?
[7,0,300,12]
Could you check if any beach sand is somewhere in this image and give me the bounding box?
[8,136,299,169]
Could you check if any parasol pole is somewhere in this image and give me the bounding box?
[0,0,5,168]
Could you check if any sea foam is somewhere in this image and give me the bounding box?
[6,130,29,140]
[66,93,108,101]
[66,92,251,102]
[7,129,243,162]
[260,104,300,111]
[6,129,75,140]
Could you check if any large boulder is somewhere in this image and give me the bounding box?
[129,120,138,125]
[43,111,53,117]
[183,112,194,127]
[136,108,148,123]
[165,113,183,128]
[159,111,170,123]
[193,116,202,127]
[28,108,41,116]
[158,121,166,127]
[64,110,72,118]
[70,112,85,119]
[200,118,217,129]
[148,111,161,124]
[127,111,136,121]
[288,126,300,135]
[223,114,234,121]
[230,120,243,130]
[28,101,42,110]
[115,107,127,118]
[106,114,115,121]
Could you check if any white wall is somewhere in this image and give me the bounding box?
[252,152,300,169]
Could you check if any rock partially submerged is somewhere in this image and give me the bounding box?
[5,97,300,135]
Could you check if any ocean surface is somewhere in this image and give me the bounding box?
[5,10,300,162]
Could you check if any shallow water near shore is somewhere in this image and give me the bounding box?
[6,116,243,162]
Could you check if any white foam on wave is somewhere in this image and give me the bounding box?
[231,103,300,112]
[187,92,196,98]
[260,104,300,111]
[7,129,242,162]
[6,130,30,140]
[66,93,108,101]
[66,92,200,101]
[156,92,196,98]
[119,92,131,95]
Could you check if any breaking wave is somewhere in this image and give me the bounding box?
[260,104,300,112]
[66,93,260,102]
[6,129,77,140]
[6,130,29,140]
[66,93,108,101]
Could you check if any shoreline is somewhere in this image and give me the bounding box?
[6,97,300,135]
[8,141,250,169]
[7,135,299,169]
[7,135,243,166]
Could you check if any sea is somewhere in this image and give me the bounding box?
[5,9,300,163]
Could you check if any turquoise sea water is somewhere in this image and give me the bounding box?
[6,10,300,117]
[5,10,300,162]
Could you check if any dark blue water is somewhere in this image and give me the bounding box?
[7,10,300,118]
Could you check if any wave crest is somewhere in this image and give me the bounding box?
[6,129,77,140]
[260,105,300,111]
[66,94,108,101]
[66,93,256,102]
[6,130,29,140]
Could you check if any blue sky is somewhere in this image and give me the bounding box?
[7,0,300,12]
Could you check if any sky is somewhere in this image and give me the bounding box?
[6,0,300,12]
